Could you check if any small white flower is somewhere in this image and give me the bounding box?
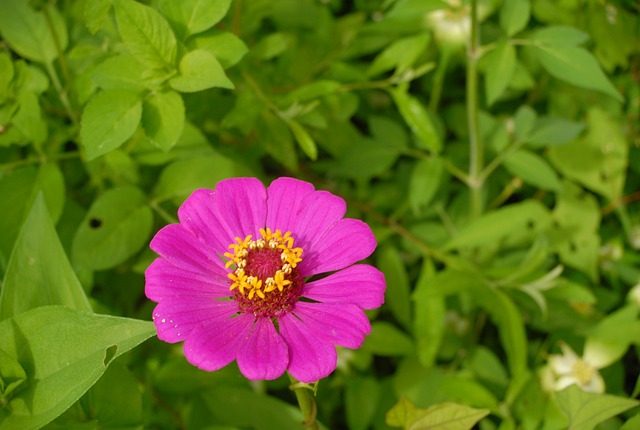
[541,342,605,394]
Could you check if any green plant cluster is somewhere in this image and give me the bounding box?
[1,0,639,429]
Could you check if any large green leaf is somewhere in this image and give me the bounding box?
[445,200,552,250]
[199,385,310,430]
[362,322,414,357]
[0,2,67,64]
[500,0,530,36]
[556,385,639,430]
[413,260,446,367]
[530,43,622,102]
[141,89,185,151]
[71,187,153,271]
[390,85,442,154]
[0,165,65,273]
[169,49,234,92]
[368,33,431,77]
[153,155,245,204]
[0,306,155,430]
[159,0,231,39]
[114,0,177,70]
[346,377,380,430]
[503,149,561,192]
[485,39,516,105]
[548,108,628,201]
[80,89,142,160]
[409,157,444,215]
[0,195,91,321]
[378,245,412,330]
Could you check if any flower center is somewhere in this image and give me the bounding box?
[572,359,595,386]
[224,228,303,318]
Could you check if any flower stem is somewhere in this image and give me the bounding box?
[467,0,483,220]
[288,373,319,430]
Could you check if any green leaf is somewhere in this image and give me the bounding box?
[368,33,431,77]
[524,117,585,147]
[153,155,244,203]
[548,107,627,200]
[142,89,185,151]
[413,260,446,367]
[84,0,112,34]
[346,377,380,430]
[531,26,590,46]
[114,0,177,70]
[387,396,429,429]
[503,149,561,191]
[362,322,414,357]
[283,118,317,160]
[0,53,14,98]
[409,157,444,215]
[472,286,528,381]
[0,195,91,321]
[530,44,623,102]
[80,89,142,160]
[445,200,552,250]
[514,105,537,141]
[0,348,27,402]
[485,39,516,105]
[258,111,298,172]
[0,306,155,430]
[551,181,600,281]
[187,29,249,69]
[159,0,231,39]
[81,363,143,428]
[390,86,442,153]
[71,187,153,271]
[0,2,67,64]
[169,49,234,92]
[199,385,306,429]
[556,385,639,430]
[500,0,530,36]
[410,402,490,430]
[92,55,148,91]
[378,245,412,330]
[0,164,65,272]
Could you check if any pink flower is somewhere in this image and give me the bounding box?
[145,177,385,382]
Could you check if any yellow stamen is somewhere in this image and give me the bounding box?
[225,228,303,301]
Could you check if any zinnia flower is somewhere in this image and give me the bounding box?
[145,177,385,383]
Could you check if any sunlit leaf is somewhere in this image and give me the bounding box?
[71,187,153,271]
[114,0,177,69]
[0,306,154,430]
[80,89,142,160]
[0,195,91,321]
[556,385,639,430]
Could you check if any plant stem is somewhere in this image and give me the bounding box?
[288,373,319,430]
[429,47,452,112]
[467,0,483,220]
[42,5,78,126]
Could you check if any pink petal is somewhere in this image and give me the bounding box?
[292,302,371,349]
[287,190,346,252]
[178,188,236,253]
[265,177,315,234]
[236,318,289,380]
[299,218,376,276]
[152,299,237,343]
[145,258,230,302]
[211,177,267,240]
[183,313,255,372]
[278,313,337,383]
[150,224,226,273]
[301,264,385,310]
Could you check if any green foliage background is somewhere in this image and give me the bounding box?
[1,0,639,429]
